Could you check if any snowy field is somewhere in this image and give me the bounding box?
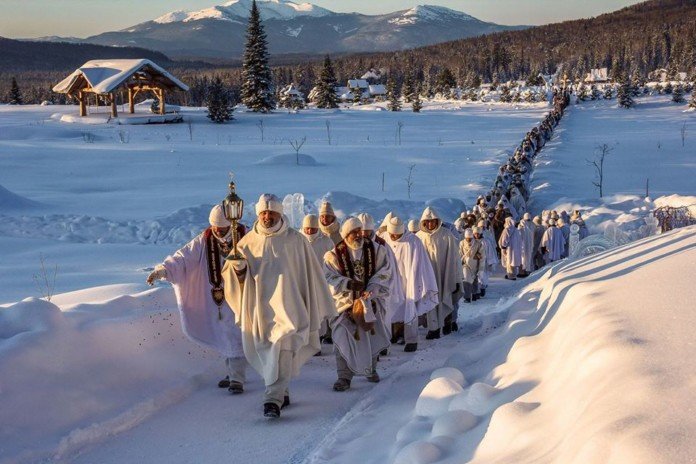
[1,96,695,463]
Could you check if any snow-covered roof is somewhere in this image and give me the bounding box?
[53,59,189,95]
[348,79,369,89]
[585,68,609,83]
[281,84,304,97]
[369,84,386,95]
[361,70,381,80]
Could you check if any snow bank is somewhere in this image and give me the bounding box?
[256,153,319,166]
[0,184,41,211]
[387,225,696,463]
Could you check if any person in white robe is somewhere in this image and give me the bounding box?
[472,226,489,298]
[319,201,342,245]
[324,217,392,392]
[222,194,336,419]
[532,216,546,270]
[571,210,589,239]
[557,217,571,258]
[499,217,522,280]
[540,218,565,264]
[302,213,336,347]
[460,228,484,303]
[510,186,527,218]
[147,205,247,394]
[408,219,419,234]
[517,212,535,277]
[416,207,463,339]
[453,212,468,234]
[383,216,438,352]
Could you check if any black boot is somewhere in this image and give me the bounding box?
[333,378,351,392]
[264,403,280,419]
[380,348,389,356]
[480,288,486,297]
[425,329,441,340]
[451,322,459,332]
[282,395,290,409]
[218,375,230,389]
[404,343,417,352]
[228,381,244,394]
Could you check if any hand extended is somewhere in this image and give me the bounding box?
[146,266,167,286]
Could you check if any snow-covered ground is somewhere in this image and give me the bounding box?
[1,96,694,463]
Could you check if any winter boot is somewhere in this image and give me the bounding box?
[264,403,280,419]
[451,322,459,332]
[228,381,244,395]
[218,375,230,389]
[425,329,441,340]
[480,288,486,298]
[282,395,290,409]
[333,378,351,392]
[366,371,380,383]
[404,343,418,352]
[380,348,389,356]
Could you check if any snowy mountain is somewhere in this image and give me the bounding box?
[62,0,523,59]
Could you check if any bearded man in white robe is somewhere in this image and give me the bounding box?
[499,217,522,280]
[302,213,335,347]
[383,216,438,352]
[147,205,247,394]
[517,212,535,277]
[319,201,342,245]
[460,228,484,303]
[540,218,565,264]
[324,217,392,392]
[416,207,463,339]
[222,194,336,419]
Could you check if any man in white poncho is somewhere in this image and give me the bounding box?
[147,205,247,394]
[324,217,392,392]
[472,226,490,298]
[383,216,439,352]
[460,228,484,302]
[416,207,463,339]
[499,217,522,280]
[517,212,535,277]
[540,218,565,264]
[319,201,342,245]
[222,194,336,419]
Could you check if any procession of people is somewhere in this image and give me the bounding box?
[146,90,580,419]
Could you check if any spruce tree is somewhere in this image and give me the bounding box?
[689,87,696,109]
[402,71,416,103]
[412,86,423,112]
[663,81,673,94]
[672,84,685,103]
[241,0,274,112]
[617,73,634,108]
[434,68,457,97]
[499,85,512,103]
[386,76,401,111]
[315,55,338,109]
[8,77,22,105]
[207,77,234,123]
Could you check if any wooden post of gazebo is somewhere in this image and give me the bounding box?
[159,89,166,115]
[78,91,87,116]
[128,88,135,114]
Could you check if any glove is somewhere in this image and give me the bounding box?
[346,280,365,292]
[146,265,167,286]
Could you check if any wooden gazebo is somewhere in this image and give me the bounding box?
[52,59,189,118]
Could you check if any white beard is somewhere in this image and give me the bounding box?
[347,238,363,250]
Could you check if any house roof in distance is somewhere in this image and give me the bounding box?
[53,59,189,95]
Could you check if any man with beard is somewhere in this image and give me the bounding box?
[499,217,522,280]
[383,216,439,352]
[147,205,247,394]
[460,228,484,303]
[416,207,463,339]
[517,212,535,277]
[222,194,336,419]
[324,217,392,391]
[319,201,342,245]
[302,213,335,347]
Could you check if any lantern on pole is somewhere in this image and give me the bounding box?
[222,180,245,261]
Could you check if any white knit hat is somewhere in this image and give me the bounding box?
[464,228,474,239]
[473,226,482,235]
[340,216,362,239]
[209,204,232,227]
[319,201,335,216]
[255,194,283,216]
[408,220,419,233]
[420,206,439,221]
[357,213,375,231]
[302,214,319,229]
[477,220,486,228]
[523,212,532,220]
[387,216,405,235]
[379,212,394,230]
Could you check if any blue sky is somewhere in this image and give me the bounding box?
[2,0,642,38]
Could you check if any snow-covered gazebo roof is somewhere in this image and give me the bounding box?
[369,84,386,96]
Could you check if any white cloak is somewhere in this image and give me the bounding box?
[324,240,392,375]
[518,219,535,272]
[460,238,484,284]
[541,226,565,262]
[163,232,243,358]
[222,217,337,385]
[384,232,439,324]
[499,218,522,268]
[303,231,335,263]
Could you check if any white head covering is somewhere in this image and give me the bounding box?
[319,201,335,216]
[357,213,375,231]
[255,194,283,216]
[464,228,474,239]
[505,217,516,228]
[420,206,440,222]
[473,226,482,235]
[523,212,532,220]
[209,204,232,227]
[408,220,419,233]
[387,217,405,235]
[379,212,394,230]
[533,216,542,225]
[549,218,557,226]
[302,214,319,229]
[477,220,486,228]
[340,216,362,239]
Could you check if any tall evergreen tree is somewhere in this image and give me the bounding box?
[412,85,423,112]
[434,67,457,97]
[386,76,401,111]
[241,0,274,112]
[672,83,685,103]
[207,77,234,123]
[617,73,634,108]
[402,71,416,103]
[8,77,22,105]
[314,55,339,109]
